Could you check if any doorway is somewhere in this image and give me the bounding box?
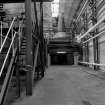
[50,53,74,65]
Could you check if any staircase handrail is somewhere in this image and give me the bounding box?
[0,18,24,77]
[0,32,17,77]
[0,17,16,53]
[0,18,24,105]
[0,49,17,105]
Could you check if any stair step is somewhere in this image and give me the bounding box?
[21,50,26,53]
[22,43,26,45]
[22,40,26,42]
[21,45,26,47]
[19,53,26,55]
[21,50,26,52]
[21,43,26,45]
[21,46,26,48]
[21,46,26,49]
[19,58,24,61]
[22,39,26,41]
[22,37,26,39]
[20,50,26,53]
[21,42,26,44]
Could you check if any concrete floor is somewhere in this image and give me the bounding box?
[11,66,105,105]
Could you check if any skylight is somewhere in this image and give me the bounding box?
[51,0,59,17]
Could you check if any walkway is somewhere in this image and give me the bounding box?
[11,66,105,105]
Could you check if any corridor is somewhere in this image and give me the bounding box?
[1,0,105,105]
[12,66,105,105]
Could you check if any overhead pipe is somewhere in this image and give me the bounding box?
[76,0,88,22]
[79,61,105,67]
[83,29,105,44]
[78,15,105,40]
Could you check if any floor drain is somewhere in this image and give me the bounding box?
[82,100,92,105]
[46,78,54,80]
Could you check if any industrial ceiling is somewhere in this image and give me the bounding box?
[58,0,81,28]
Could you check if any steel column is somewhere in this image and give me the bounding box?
[39,2,45,77]
[25,0,33,95]
[34,1,40,38]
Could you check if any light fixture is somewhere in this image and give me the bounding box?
[56,51,66,54]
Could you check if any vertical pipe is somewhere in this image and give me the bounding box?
[1,21,2,48]
[34,1,39,36]
[25,0,33,95]
[33,1,40,79]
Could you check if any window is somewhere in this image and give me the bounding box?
[51,0,59,17]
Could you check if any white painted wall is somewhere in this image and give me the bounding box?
[97,1,105,70]
[87,1,105,70]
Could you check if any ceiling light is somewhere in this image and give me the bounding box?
[57,51,66,54]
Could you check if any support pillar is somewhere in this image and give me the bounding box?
[89,0,99,70]
[74,52,79,66]
[48,54,51,67]
[39,2,45,77]
[25,0,33,95]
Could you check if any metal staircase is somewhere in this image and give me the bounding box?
[0,17,31,105]
[0,17,21,105]
[0,0,49,104]
[0,14,45,104]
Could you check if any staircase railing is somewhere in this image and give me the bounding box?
[0,17,23,105]
[0,21,12,48]
[0,31,17,77]
[0,13,43,104]
[0,17,16,53]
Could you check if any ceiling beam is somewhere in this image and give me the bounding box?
[0,0,53,3]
